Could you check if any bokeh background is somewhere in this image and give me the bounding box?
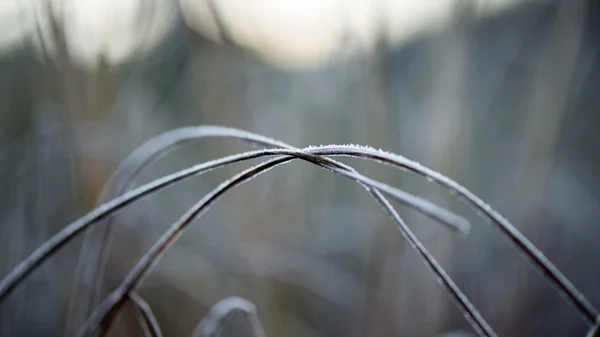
[1,0,599,336]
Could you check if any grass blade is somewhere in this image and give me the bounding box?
[78,126,485,334]
[129,292,163,337]
[312,145,599,325]
[76,157,290,337]
[67,125,469,330]
[67,126,294,329]
[191,296,267,337]
[0,148,466,304]
[76,151,485,336]
[369,193,495,336]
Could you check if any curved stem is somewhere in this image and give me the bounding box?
[190,296,266,337]
[77,152,491,337]
[312,145,599,324]
[0,147,466,302]
[129,292,163,337]
[84,125,597,326]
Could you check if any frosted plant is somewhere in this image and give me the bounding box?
[0,125,596,337]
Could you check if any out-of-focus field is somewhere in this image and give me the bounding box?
[1,0,599,336]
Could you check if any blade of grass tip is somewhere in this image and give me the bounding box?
[0,147,466,304]
[70,125,470,333]
[191,296,266,337]
[77,150,467,337]
[129,292,163,337]
[311,145,599,325]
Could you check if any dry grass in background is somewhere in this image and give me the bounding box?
[1,0,600,336]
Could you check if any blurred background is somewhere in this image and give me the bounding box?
[0,0,599,336]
